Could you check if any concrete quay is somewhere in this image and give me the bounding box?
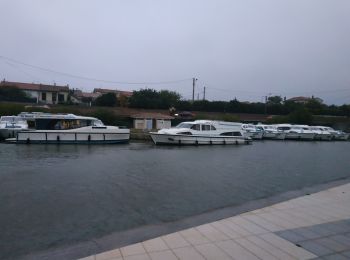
[79,182,350,260]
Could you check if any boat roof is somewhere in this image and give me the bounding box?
[18,112,98,121]
[0,115,25,121]
[193,120,241,126]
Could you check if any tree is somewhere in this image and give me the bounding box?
[288,107,313,124]
[0,86,36,103]
[305,99,326,115]
[128,88,181,109]
[94,93,118,107]
[267,95,282,105]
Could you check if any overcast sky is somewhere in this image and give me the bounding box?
[0,0,349,104]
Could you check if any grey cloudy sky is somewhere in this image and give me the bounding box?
[0,0,349,104]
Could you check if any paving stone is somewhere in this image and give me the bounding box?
[96,248,122,259]
[260,233,316,259]
[180,228,210,245]
[149,250,178,260]
[142,237,168,252]
[293,227,323,240]
[276,230,307,243]
[120,243,146,257]
[246,235,295,260]
[308,225,336,237]
[124,254,150,260]
[162,232,190,249]
[322,222,350,233]
[216,239,260,260]
[298,240,334,256]
[235,237,279,260]
[321,253,349,260]
[172,246,206,260]
[314,237,349,252]
[195,243,232,260]
[330,234,350,246]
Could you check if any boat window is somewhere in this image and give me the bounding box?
[201,124,211,131]
[210,125,216,130]
[278,126,290,131]
[176,123,192,129]
[191,124,200,131]
[220,132,242,136]
[36,119,93,130]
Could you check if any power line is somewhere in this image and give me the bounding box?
[0,55,193,85]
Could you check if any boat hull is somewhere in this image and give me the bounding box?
[285,132,315,140]
[150,133,251,145]
[263,132,286,140]
[314,133,333,141]
[244,132,263,140]
[334,133,349,141]
[0,128,25,140]
[12,131,130,144]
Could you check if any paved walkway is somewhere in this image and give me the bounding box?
[79,183,350,260]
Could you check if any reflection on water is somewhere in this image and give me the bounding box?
[0,141,349,259]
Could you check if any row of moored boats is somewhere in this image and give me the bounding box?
[0,113,349,145]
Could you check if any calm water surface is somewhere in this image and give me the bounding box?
[0,141,349,259]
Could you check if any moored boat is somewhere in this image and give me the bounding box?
[150,120,251,145]
[277,124,315,140]
[0,116,28,140]
[309,126,332,141]
[323,126,349,141]
[256,124,286,140]
[241,124,263,140]
[6,112,130,144]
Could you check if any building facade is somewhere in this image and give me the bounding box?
[131,113,174,130]
[0,81,69,104]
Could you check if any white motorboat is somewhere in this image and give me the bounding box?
[0,116,28,140]
[309,126,332,141]
[323,126,349,141]
[241,124,263,140]
[7,112,130,144]
[277,124,315,140]
[150,120,251,145]
[256,124,286,140]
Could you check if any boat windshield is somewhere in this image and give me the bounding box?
[176,123,193,129]
[0,116,22,123]
[92,120,105,127]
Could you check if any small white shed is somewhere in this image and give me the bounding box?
[131,113,174,130]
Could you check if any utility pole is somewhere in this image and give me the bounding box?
[192,78,197,103]
[264,95,267,114]
[203,86,206,100]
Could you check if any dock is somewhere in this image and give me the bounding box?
[79,182,350,260]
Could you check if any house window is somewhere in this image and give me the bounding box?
[58,94,65,102]
[41,92,46,101]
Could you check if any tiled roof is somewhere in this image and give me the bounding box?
[287,96,310,101]
[0,81,69,92]
[131,113,174,119]
[93,88,119,94]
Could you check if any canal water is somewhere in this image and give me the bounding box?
[0,141,349,259]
